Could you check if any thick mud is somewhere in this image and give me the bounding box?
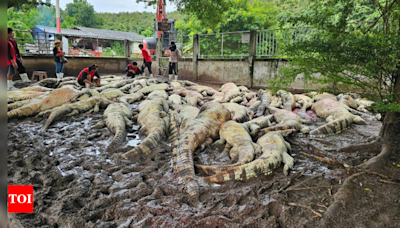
[8,88,400,227]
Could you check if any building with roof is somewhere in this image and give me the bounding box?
[31,25,146,57]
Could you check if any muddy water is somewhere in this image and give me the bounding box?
[8,109,382,227]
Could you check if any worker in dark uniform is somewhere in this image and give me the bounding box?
[124,61,142,79]
[77,64,101,88]
[9,29,30,82]
[139,44,153,77]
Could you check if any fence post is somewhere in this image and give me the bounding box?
[193,34,200,82]
[248,30,257,88]
[124,40,131,58]
[156,37,163,75]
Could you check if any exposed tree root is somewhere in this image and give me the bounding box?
[337,138,381,153]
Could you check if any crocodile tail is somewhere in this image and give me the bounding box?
[41,108,71,131]
[200,156,280,184]
[8,100,31,111]
[107,128,127,151]
[258,125,293,138]
[122,126,166,160]
[7,104,40,119]
[168,111,180,143]
[174,134,199,198]
[309,115,353,137]
[195,162,243,175]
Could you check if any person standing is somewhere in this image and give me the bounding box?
[168,41,181,81]
[53,40,65,80]
[138,44,153,77]
[7,28,18,91]
[9,28,30,83]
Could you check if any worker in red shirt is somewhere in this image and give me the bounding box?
[7,28,18,91]
[139,44,153,77]
[77,64,101,88]
[124,61,142,79]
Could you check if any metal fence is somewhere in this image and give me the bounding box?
[198,31,251,59]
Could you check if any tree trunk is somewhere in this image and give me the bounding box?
[362,64,400,170]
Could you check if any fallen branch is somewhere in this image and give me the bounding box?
[277,168,307,192]
[288,202,322,217]
[378,179,400,186]
[301,152,349,167]
[284,185,332,192]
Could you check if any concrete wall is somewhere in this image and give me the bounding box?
[21,56,156,78]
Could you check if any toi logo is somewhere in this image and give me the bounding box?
[8,185,34,213]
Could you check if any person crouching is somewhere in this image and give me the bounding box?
[77,64,101,88]
[125,61,142,79]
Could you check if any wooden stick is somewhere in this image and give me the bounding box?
[284,186,332,192]
[277,168,307,192]
[316,203,328,209]
[378,179,400,186]
[301,152,348,167]
[288,202,322,217]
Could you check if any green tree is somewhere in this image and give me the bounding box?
[272,0,400,169]
[65,0,102,28]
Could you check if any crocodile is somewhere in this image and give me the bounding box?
[246,96,258,107]
[138,83,169,94]
[122,97,169,160]
[40,97,113,131]
[277,90,296,111]
[270,96,282,108]
[8,99,33,111]
[241,114,274,138]
[168,94,183,110]
[7,90,48,103]
[238,86,250,93]
[219,83,241,103]
[309,97,367,137]
[258,107,311,138]
[130,84,143,94]
[229,96,243,104]
[8,87,82,119]
[337,94,358,109]
[248,100,261,119]
[57,80,81,89]
[200,131,294,183]
[104,103,133,151]
[19,86,53,92]
[195,121,261,175]
[95,79,135,92]
[187,85,219,96]
[119,82,138,93]
[294,94,314,118]
[173,102,231,199]
[148,90,168,99]
[100,88,126,100]
[222,103,252,122]
[37,78,60,88]
[255,89,273,117]
[184,93,204,107]
[118,92,144,105]
[177,105,200,132]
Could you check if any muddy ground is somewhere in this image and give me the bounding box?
[8,82,400,228]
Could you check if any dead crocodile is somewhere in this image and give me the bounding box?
[258,107,311,138]
[100,88,126,100]
[309,97,367,137]
[7,90,48,103]
[39,97,113,131]
[118,92,144,105]
[255,89,273,117]
[104,103,133,151]
[219,82,241,103]
[122,97,169,159]
[173,102,231,199]
[294,94,314,118]
[277,90,296,111]
[200,131,294,183]
[138,83,169,94]
[8,87,82,119]
[195,121,261,175]
[222,103,252,122]
[241,114,274,138]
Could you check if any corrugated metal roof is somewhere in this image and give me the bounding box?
[33,25,146,42]
[75,27,145,42]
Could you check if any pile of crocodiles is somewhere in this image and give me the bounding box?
[8,76,380,201]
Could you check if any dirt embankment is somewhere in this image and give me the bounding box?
[8,107,400,227]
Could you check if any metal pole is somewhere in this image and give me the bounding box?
[56,0,61,33]
[221,34,223,57]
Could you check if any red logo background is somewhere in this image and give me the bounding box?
[8,185,34,213]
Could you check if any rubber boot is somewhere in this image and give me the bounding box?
[142,73,146,77]
[85,83,91,88]
[56,73,60,81]
[150,74,154,78]
[20,73,30,83]
[7,80,16,91]
[59,73,64,80]
[174,75,178,81]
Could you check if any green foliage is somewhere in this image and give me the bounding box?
[271,0,400,112]
[8,0,50,9]
[110,41,125,56]
[65,0,103,28]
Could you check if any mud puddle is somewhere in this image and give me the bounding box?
[8,110,384,227]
